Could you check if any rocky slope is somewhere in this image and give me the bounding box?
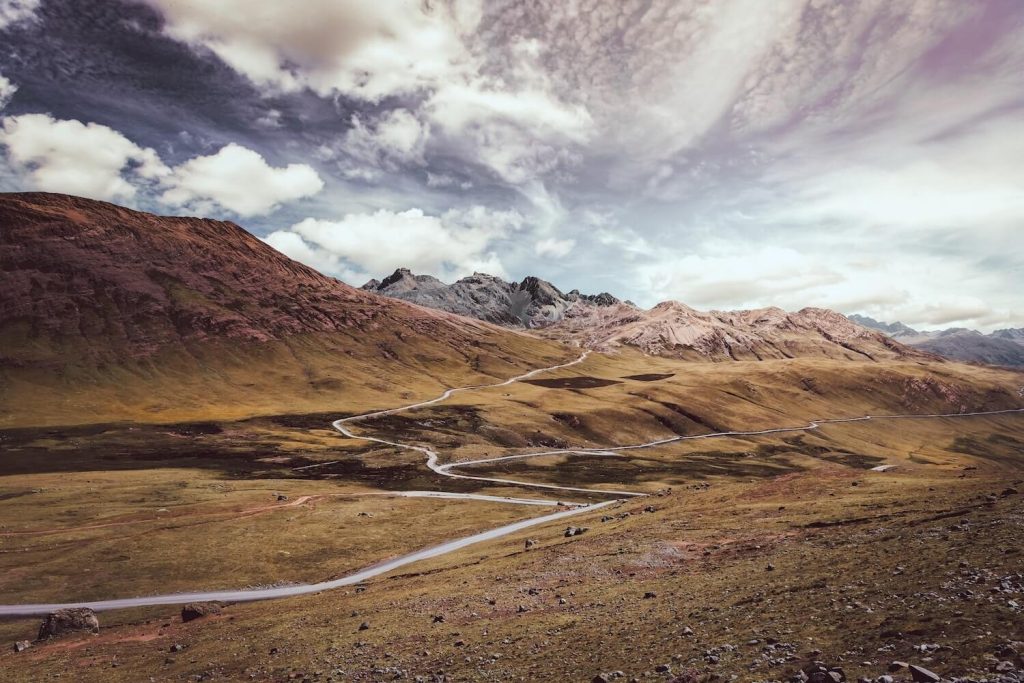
[544,301,918,361]
[850,315,1024,367]
[362,268,626,328]
[0,193,568,426]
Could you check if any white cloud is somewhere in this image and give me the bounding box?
[0,72,16,109]
[141,0,594,185]
[266,205,524,283]
[535,237,575,258]
[160,143,323,216]
[0,113,168,201]
[139,0,476,100]
[0,0,39,30]
[340,108,429,179]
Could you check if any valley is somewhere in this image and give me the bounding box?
[1,194,1022,682]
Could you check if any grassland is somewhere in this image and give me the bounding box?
[1,349,1022,681]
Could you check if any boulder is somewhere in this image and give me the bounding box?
[181,602,222,623]
[908,665,940,683]
[13,640,32,652]
[37,608,100,639]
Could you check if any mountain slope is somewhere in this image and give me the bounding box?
[543,301,920,361]
[850,315,1024,367]
[0,193,571,427]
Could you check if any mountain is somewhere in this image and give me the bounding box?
[846,314,918,337]
[543,301,919,361]
[0,193,569,427]
[850,315,1024,367]
[362,268,626,328]
[364,269,918,362]
[990,327,1024,344]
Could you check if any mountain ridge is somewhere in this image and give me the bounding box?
[849,314,1024,367]
[363,268,922,362]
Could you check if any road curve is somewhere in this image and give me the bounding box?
[1,349,1021,616]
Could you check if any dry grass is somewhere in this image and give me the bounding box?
[1,350,1022,681]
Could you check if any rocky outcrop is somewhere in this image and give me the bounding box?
[37,608,99,639]
[181,602,222,622]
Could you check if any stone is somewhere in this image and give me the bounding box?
[432,615,445,623]
[525,538,537,549]
[644,592,657,599]
[908,665,940,683]
[170,643,185,653]
[13,640,31,652]
[358,621,370,631]
[181,602,221,623]
[37,608,100,639]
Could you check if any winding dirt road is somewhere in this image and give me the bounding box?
[1,351,1021,616]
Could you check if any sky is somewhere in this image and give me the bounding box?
[0,0,1021,332]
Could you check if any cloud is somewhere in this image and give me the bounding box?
[160,143,324,216]
[265,205,524,283]
[0,114,323,216]
[339,108,429,180]
[0,0,39,30]
[535,237,574,258]
[140,0,594,185]
[138,0,476,100]
[0,72,15,109]
[0,113,168,201]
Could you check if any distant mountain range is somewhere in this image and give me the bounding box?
[364,269,920,363]
[849,315,1024,367]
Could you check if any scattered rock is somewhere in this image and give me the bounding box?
[1002,487,1019,497]
[525,538,537,549]
[655,663,671,673]
[276,494,288,501]
[37,608,100,639]
[564,526,589,537]
[432,615,445,623]
[358,621,370,631]
[181,602,222,623]
[169,643,185,653]
[644,591,657,599]
[13,640,31,653]
[908,665,940,683]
